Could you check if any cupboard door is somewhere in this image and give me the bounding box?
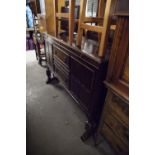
[70,75,91,113]
[70,56,95,90]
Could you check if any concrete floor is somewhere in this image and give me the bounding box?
[26,50,115,155]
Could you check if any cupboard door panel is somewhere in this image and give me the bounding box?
[78,82,91,110]
[70,75,91,112]
[70,57,95,90]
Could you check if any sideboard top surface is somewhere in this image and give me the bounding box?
[43,33,106,65]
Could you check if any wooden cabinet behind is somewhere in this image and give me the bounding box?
[98,15,129,155]
[100,90,129,155]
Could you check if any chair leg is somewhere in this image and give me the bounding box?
[77,0,87,47]
[69,0,75,45]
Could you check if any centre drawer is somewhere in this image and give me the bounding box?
[55,64,69,89]
[53,45,69,67]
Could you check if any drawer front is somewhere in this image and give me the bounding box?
[101,123,129,155]
[55,65,69,89]
[105,91,129,127]
[53,45,69,67]
[103,108,129,146]
[54,56,69,73]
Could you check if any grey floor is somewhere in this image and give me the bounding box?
[26,50,115,155]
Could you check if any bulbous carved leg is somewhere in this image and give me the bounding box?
[81,121,94,141]
[81,120,99,146]
[46,67,52,84]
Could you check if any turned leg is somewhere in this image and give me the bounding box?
[46,67,52,84]
[80,120,99,146]
[81,121,94,141]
